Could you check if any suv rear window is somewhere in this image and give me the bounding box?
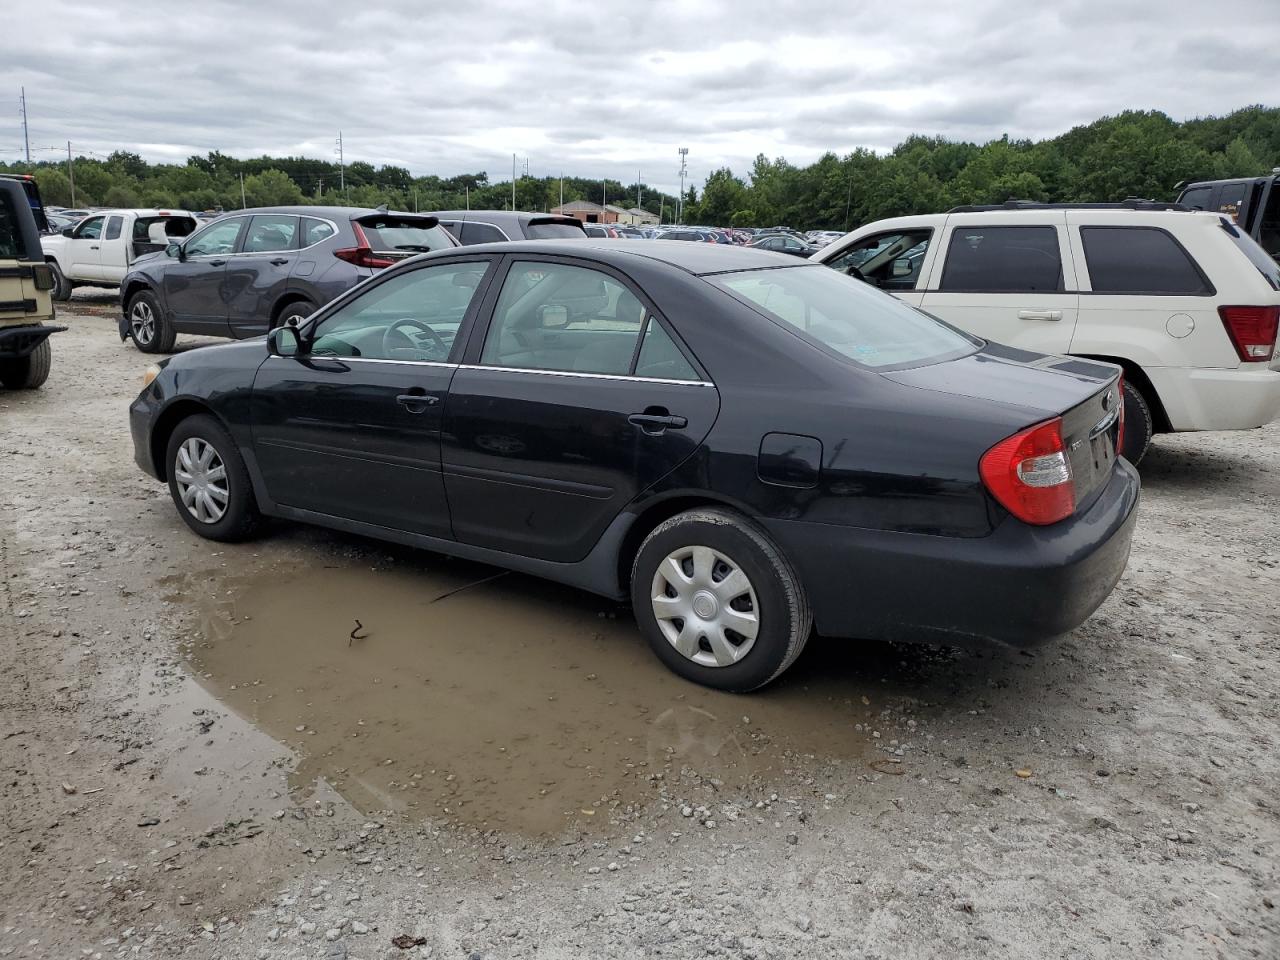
[357,217,454,254]
[940,225,1063,292]
[1081,226,1211,295]
[527,219,586,240]
[712,265,978,370]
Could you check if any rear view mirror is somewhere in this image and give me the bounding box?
[538,304,570,328]
[61,227,73,237]
[267,324,301,357]
[891,258,913,278]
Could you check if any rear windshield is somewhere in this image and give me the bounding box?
[526,219,586,240]
[1222,218,1280,291]
[357,217,454,254]
[711,265,978,370]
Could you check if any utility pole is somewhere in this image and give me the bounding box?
[336,131,345,195]
[511,153,516,211]
[66,141,75,206]
[677,147,688,225]
[413,187,418,212]
[239,171,246,209]
[559,174,564,211]
[659,196,664,225]
[465,184,470,211]
[20,87,30,163]
[602,179,607,209]
[637,168,642,211]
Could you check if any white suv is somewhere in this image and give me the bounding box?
[814,202,1280,463]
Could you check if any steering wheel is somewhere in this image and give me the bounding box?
[382,317,448,359]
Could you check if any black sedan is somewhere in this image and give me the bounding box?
[129,241,1139,691]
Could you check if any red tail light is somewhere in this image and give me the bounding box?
[333,222,397,269]
[1219,305,1279,362]
[980,417,1075,526]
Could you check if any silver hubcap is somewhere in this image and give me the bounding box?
[174,437,229,524]
[651,545,759,668]
[131,301,156,343]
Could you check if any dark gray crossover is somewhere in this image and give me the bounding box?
[428,210,587,245]
[117,205,457,352]
[129,240,1139,691]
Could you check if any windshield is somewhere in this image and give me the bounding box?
[710,265,979,369]
[357,217,454,253]
[526,220,586,240]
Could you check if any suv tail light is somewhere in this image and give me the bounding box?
[980,417,1075,526]
[333,222,397,269]
[1218,305,1279,362]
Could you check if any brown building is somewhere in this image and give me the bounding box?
[551,200,617,224]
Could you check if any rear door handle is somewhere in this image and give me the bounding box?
[1017,309,1062,321]
[628,412,687,434]
[397,391,440,412]
[270,257,290,266]
[89,245,99,250]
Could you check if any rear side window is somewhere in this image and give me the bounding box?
[939,226,1063,292]
[458,221,507,245]
[103,215,123,241]
[243,215,299,253]
[301,218,336,247]
[1081,227,1211,295]
[358,217,454,254]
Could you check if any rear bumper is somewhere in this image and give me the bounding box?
[764,460,1140,648]
[1147,365,1280,431]
[0,323,65,358]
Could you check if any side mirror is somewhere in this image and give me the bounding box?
[891,258,913,278]
[61,227,74,237]
[538,303,570,329]
[166,242,183,259]
[267,324,301,357]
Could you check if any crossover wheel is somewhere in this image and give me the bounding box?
[1119,379,1153,466]
[127,290,175,353]
[0,338,51,389]
[165,414,261,542]
[274,299,316,329]
[631,508,811,691]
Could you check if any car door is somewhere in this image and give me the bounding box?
[442,256,720,563]
[98,214,128,282]
[919,214,1079,355]
[226,214,300,338]
[64,214,106,280]
[162,217,246,336]
[250,257,497,538]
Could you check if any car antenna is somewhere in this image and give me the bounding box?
[376,203,388,214]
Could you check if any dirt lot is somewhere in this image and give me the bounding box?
[2,304,1278,960]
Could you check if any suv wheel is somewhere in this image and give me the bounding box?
[1120,379,1154,466]
[165,414,261,542]
[127,290,175,353]
[0,338,52,389]
[631,508,811,691]
[274,299,316,329]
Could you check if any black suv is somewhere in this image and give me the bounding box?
[1178,173,1280,260]
[118,206,457,352]
[428,210,586,245]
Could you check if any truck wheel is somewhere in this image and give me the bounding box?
[48,262,72,302]
[1119,379,1153,466]
[0,338,52,389]
[631,508,812,692]
[127,290,175,353]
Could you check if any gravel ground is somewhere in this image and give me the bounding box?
[1,308,1278,960]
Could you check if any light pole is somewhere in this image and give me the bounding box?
[677,147,688,225]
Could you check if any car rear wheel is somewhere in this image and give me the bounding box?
[631,508,811,691]
[1119,379,1153,466]
[48,261,72,301]
[165,414,261,542]
[274,298,316,329]
[0,338,51,389]
[127,290,175,353]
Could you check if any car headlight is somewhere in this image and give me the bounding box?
[141,364,161,388]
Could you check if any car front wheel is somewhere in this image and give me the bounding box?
[631,508,811,691]
[165,414,261,542]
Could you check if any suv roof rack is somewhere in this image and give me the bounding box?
[946,199,1194,213]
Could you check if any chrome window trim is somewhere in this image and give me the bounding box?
[266,355,458,369]
[183,214,342,259]
[459,363,713,387]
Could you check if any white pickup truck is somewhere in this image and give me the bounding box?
[41,208,199,301]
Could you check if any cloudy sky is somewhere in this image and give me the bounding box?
[1,0,1274,193]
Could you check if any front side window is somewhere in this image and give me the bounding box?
[74,216,105,240]
[711,265,977,370]
[309,261,488,362]
[185,218,244,257]
[939,225,1063,292]
[103,215,123,241]
[1081,227,1210,294]
[481,261,649,375]
[242,215,299,253]
[825,230,932,290]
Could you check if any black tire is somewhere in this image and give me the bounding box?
[48,261,72,302]
[164,414,261,542]
[630,508,811,692]
[1119,379,1154,466]
[126,289,175,353]
[0,338,52,389]
[273,298,316,330]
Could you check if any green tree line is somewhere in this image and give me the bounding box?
[4,106,1276,229]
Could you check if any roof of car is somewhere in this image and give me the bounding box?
[224,206,438,219]
[442,238,802,275]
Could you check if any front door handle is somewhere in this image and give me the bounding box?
[1017,309,1063,321]
[89,245,99,250]
[397,391,439,413]
[628,411,687,434]
[208,259,227,266]
[270,257,290,266]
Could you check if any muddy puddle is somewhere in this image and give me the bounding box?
[168,555,887,836]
